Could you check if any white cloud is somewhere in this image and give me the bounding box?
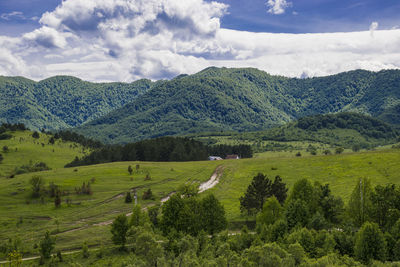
[0,0,399,82]
[266,0,292,15]
[370,21,378,37]
[0,11,25,21]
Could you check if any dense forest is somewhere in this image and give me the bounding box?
[2,68,400,144]
[76,68,400,143]
[0,75,151,130]
[189,113,400,151]
[65,137,252,167]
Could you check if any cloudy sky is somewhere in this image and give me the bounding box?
[0,0,400,82]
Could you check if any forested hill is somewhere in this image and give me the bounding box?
[76,68,400,143]
[0,75,152,130]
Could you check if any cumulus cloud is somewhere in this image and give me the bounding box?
[0,0,399,82]
[266,0,292,15]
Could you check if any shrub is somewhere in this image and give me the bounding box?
[142,189,155,200]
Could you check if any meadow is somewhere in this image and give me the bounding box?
[1,130,400,260]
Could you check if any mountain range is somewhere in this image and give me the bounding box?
[1,67,400,143]
[0,75,151,130]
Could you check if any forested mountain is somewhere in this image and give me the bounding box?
[0,76,152,130]
[76,68,400,143]
[205,112,399,150]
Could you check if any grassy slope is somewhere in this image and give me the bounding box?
[1,130,400,257]
[214,148,400,221]
[0,131,86,177]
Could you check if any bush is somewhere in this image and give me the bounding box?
[30,176,44,198]
[0,153,3,163]
[142,189,155,200]
[125,192,132,203]
[32,131,40,139]
[335,147,344,154]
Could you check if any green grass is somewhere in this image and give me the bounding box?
[0,131,87,177]
[213,148,400,221]
[1,130,400,259]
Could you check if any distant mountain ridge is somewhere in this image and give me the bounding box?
[76,67,400,143]
[1,67,400,144]
[0,75,152,130]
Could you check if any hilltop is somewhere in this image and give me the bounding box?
[76,68,400,143]
[0,76,151,130]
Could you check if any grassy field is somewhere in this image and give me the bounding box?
[0,131,87,177]
[1,130,400,260]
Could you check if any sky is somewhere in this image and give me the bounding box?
[0,0,400,82]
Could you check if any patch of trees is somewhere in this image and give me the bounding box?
[53,130,103,149]
[208,144,253,158]
[297,112,399,139]
[12,161,50,176]
[65,136,252,167]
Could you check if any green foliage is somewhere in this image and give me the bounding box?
[348,178,374,227]
[125,192,132,203]
[130,205,150,227]
[74,68,400,144]
[161,193,227,236]
[29,175,45,198]
[82,242,89,258]
[256,196,283,226]
[0,75,151,131]
[200,194,227,235]
[240,173,287,215]
[39,231,55,260]
[354,222,387,264]
[32,131,40,139]
[128,165,133,175]
[66,136,252,167]
[111,214,129,249]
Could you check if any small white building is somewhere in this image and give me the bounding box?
[208,156,223,161]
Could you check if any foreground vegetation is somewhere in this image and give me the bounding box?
[1,126,400,266]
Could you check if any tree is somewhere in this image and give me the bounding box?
[239,173,272,215]
[370,184,400,230]
[0,153,3,163]
[39,231,55,260]
[30,176,44,198]
[257,196,283,226]
[130,204,150,227]
[201,194,227,235]
[32,131,40,139]
[271,176,288,204]
[285,199,310,229]
[354,222,386,264]
[287,179,318,215]
[128,165,133,175]
[347,178,373,227]
[54,191,61,208]
[335,147,344,154]
[2,145,9,153]
[125,192,132,203]
[82,242,89,258]
[111,214,129,249]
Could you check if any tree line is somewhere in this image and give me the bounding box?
[65,137,252,167]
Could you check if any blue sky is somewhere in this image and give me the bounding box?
[0,0,399,81]
[1,0,400,36]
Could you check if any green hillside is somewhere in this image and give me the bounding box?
[0,76,152,130]
[76,68,400,143]
[1,138,399,258]
[191,113,400,152]
[0,130,86,178]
